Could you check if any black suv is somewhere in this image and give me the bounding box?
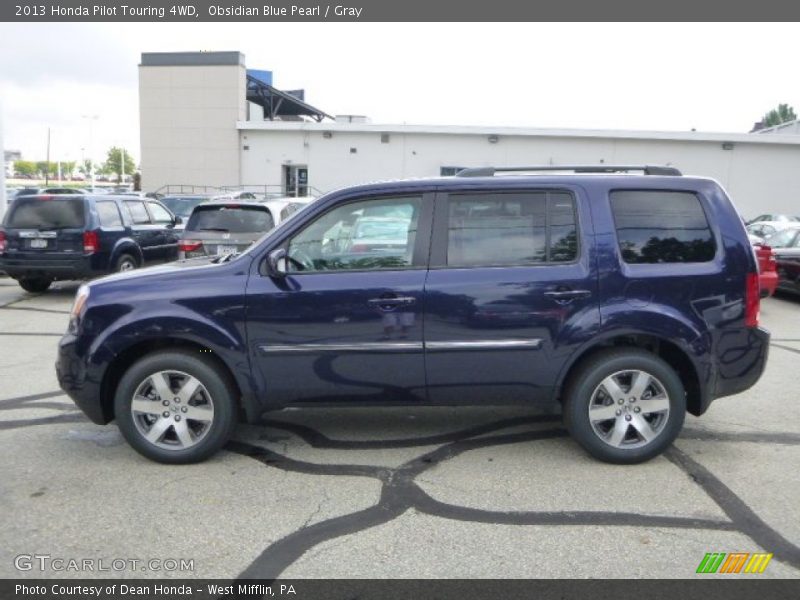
[0,194,182,292]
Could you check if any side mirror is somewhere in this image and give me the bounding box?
[173,216,183,226]
[266,248,288,278]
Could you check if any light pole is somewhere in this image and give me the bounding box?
[81,114,99,188]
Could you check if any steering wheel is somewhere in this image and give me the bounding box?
[287,248,315,272]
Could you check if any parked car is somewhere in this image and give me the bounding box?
[160,195,213,224]
[0,194,182,292]
[746,214,800,225]
[746,220,797,242]
[765,224,800,296]
[177,201,278,259]
[57,165,769,465]
[753,243,778,298]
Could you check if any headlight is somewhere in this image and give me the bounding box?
[68,284,90,333]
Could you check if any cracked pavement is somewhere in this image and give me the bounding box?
[1,278,799,580]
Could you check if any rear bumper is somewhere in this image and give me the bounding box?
[56,332,110,424]
[710,326,770,406]
[0,255,99,280]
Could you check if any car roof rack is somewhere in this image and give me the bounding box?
[455,165,682,177]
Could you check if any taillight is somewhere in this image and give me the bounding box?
[83,231,99,253]
[179,240,202,252]
[767,248,777,271]
[0,231,6,253]
[745,272,760,328]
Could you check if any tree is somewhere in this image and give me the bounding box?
[104,147,135,183]
[14,160,37,178]
[762,104,797,127]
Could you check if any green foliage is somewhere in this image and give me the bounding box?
[103,146,135,183]
[762,104,797,127]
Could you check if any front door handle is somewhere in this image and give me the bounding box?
[367,295,416,311]
[544,289,592,304]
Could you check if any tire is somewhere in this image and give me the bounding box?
[114,350,238,464]
[563,348,686,464]
[18,278,52,293]
[114,253,138,273]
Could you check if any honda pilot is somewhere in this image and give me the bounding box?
[0,194,182,292]
[55,166,769,464]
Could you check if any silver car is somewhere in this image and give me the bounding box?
[177,201,277,259]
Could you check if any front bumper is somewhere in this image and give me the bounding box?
[56,332,111,424]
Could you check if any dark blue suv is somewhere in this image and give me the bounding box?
[0,194,182,292]
[55,166,769,464]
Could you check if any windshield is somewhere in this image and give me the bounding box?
[186,205,275,234]
[161,196,208,219]
[5,198,85,229]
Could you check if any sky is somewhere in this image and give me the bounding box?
[0,22,798,165]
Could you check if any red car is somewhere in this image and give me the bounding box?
[754,243,778,298]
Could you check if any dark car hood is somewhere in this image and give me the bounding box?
[88,255,245,288]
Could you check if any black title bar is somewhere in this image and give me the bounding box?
[3,0,800,21]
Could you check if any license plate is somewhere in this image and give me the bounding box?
[30,239,48,249]
[217,245,237,255]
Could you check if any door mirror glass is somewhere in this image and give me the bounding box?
[173,215,183,226]
[266,248,288,277]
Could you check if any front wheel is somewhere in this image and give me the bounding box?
[18,278,52,293]
[563,349,686,464]
[114,350,238,464]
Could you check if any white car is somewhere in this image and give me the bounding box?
[746,220,798,243]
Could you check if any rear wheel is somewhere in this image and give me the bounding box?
[114,253,138,273]
[18,278,52,293]
[563,349,686,464]
[114,350,238,464]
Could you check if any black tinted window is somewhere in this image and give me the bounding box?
[96,202,123,227]
[186,206,275,234]
[447,191,578,267]
[610,191,715,264]
[161,196,208,219]
[125,201,151,225]
[6,198,85,229]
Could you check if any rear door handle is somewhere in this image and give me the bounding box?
[544,289,592,304]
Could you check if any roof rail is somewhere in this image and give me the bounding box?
[455,165,682,177]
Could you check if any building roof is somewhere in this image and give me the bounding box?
[236,120,800,146]
[246,75,333,122]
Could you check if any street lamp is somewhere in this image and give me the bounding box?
[81,114,99,188]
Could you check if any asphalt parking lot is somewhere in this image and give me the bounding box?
[1,277,799,580]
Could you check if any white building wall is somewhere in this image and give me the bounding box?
[239,125,800,218]
[139,62,246,191]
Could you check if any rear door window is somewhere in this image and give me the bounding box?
[446,191,578,267]
[186,206,275,234]
[5,198,85,229]
[610,190,716,263]
[96,202,123,227]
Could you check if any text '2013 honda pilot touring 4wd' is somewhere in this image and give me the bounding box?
[56,166,769,464]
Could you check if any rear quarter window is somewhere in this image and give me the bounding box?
[96,202,124,227]
[610,190,716,264]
